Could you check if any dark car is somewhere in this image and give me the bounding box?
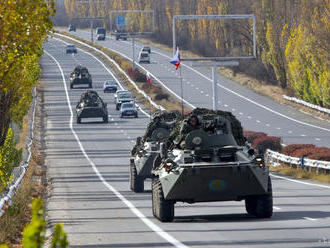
[96,27,106,40]
[120,102,138,118]
[103,80,117,93]
[68,24,76,32]
[70,65,92,89]
[114,29,128,40]
[66,44,77,54]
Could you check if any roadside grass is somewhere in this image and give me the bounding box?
[270,165,329,184]
[55,32,329,184]
[0,84,46,247]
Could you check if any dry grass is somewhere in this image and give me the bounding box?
[0,84,46,247]
[270,165,330,184]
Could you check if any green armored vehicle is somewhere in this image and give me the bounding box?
[76,90,108,124]
[70,65,92,89]
[130,111,180,192]
[152,108,273,222]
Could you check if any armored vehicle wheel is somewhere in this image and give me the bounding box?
[89,83,92,88]
[70,84,73,89]
[116,104,120,110]
[77,117,81,124]
[135,114,138,118]
[152,177,174,222]
[245,176,273,218]
[103,115,108,123]
[130,162,144,192]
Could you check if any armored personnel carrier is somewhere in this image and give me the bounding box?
[76,90,108,123]
[70,65,92,89]
[152,108,273,222]
[130,111,180,192]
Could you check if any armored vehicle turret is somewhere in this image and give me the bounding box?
[70,65,92,89]
[76,90,108,124]
[130,111,180,192]
[152,108,273,222]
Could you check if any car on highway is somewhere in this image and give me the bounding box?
[115,91,135,110]
[66,44,77,54]
[142,46,151,53]
[114,90,129,103]
[138,51,150,63]
[120,102,138,118]
[103,80,118,93]
[114,29,128,40]
[68,24,76,32]
[96,27,106,40]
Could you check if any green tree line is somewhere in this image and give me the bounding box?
[0,0,55,189]
[64,0,329,108]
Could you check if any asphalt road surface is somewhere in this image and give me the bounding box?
[42,37,330,248]
[58,28,330,148]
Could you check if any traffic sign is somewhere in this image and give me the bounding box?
[116,16,126,27]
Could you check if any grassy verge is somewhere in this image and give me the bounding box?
[55,32,190,114]
[0,85,46,246]
[270,165,329,184]
[55,32,329,184]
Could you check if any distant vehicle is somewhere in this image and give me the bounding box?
[66,44,77,54]
[120,102,138,118]
[68,24,76,32]
[114,29,127,40]
[76,90,108,124]
[114,90,129,103]
[138,51,150,63]
[142,46,151,53]
[103,80,118,93]
[115,91,135,110]
[70,65,92,89]
[96,27,106,40]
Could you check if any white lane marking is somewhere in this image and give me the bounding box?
[256,120,261,123]
[239,112,243,115]
[277,127,281,130]
[195,87,199,90]
[205,94,209,97]
[53,37,151,119]
[45,50,188,248]
[232,108,236,111]
[266,123,270,127]
[288,130,293,134]
[247,116,252,119]
[301,134,306,137]
[270,173,330,189]
[273,206,281,210]
[200,90,204,94]
[57,33,330,189]
[303,217,317,221]
[315,138,321,141]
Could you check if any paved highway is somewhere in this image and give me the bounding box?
[42,37,330,247]
[58,29,330,148]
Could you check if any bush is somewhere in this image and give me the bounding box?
[291,147,330,161]
[127,68,147,82]
[282,144,315,156]
[243,130,267,144]
[22,199,46,248]
[154,93,169,101]
[51,224,69,248]
[252,135,282,154]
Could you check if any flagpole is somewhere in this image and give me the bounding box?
[179,66,184,116]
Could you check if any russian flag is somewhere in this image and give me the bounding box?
[146,71,151,83]
[170,47,180,70]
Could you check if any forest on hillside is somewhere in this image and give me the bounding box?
[63,0,329,108]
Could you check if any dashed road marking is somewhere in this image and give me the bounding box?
[303,217,317,221]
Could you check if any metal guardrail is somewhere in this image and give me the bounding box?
[0,87,37,218]
[266,149,330,170]
[283,95,330,115]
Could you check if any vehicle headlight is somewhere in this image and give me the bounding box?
[192,136,202,145]
[254,156,265,168]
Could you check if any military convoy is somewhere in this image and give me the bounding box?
[130,108,273,222]
[130,111,180,192]
[76,90,108,124]
[70,65,92,89]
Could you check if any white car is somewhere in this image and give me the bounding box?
[120,102,138,118]
[138,51,150,63]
